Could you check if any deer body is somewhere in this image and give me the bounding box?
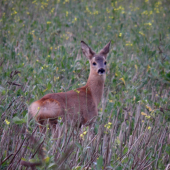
[29,41,110,130]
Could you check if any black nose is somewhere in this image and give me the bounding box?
[98,68,105,74]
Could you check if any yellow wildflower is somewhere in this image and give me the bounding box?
[66,11,68,17]
[119,77,125,85]
[47,21,51,24]
[44,156,50,163]
[148,126,151,130]
[146,105,152,112]
[144,22,152,26]
[147,65,151,72]
[104,122,112,130]
[106,8,111,13]
[83,131,87,135]
[139,31,145,36]
[125,43,133,46]
[5,119,10,125]
[141,112,147,116]
[145,115,151,119]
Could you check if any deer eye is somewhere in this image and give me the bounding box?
[104,61,107,65]
[93,62,96,66]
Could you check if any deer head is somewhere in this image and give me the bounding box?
[81,41,111,76]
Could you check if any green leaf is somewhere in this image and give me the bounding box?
[123,147,128,154]
[13,116,26,124]
[48,163,57,168]
[152,39,159,45]
[116,166,123,170]
[75,142,83,151]
[21,158,27,161]
[166,146,170,155]
[47,82,52,90]
[97,156,103,170]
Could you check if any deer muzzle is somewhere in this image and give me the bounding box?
[98,68,105,75]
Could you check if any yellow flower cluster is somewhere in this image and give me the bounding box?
[32,0,37,4]
[61,33,69,40]
[144,22,152,26]
[11,10,17,15]
[80,130,87,139]
[154,1,162,13]
[142,10,153,16]
[104,122,112,130]
[106,8,111,13]
[141,111,151,119]
[74,89,80,94]
[54,76,59,82]
[93,10,99,15]
[145,105,152,112]
[148,126,151,130]
[30,30,35,35]
[132,7,139,11]
[119,77,125,85]
[85,6,99,15]
[5,119,10,125]
[125,43,133,46]
[50,8,55,14]
[113,6,124,11]
[41,2,48,9]
[107,25,111,29]
[109,16,114,19]
[63,0,69,4]
[14,16,20,23]
[109,100,113,103]
[72,17,77,23]
[47,21,52,24]
[139,31,145,36]
[87,23,92,29]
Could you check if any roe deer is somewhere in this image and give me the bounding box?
[29,41,111,132]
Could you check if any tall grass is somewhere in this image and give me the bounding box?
[0,0,170,169]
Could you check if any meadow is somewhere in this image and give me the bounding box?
[0,0,170,169]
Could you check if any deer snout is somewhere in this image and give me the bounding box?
[98,68,105,74]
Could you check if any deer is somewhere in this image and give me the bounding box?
[29,41,111,133]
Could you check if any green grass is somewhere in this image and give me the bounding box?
[1,0,170,169]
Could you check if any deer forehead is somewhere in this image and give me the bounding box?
[92,56,106,62]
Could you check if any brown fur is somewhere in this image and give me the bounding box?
[29,41,111,131]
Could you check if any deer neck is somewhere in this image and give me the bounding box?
[86,72,105,106]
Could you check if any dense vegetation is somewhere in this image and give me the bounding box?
[0,0,170,169]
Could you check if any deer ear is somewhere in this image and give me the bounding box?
[81,41,95,59]
[99,41,111,58]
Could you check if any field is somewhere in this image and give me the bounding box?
[1,0,170,169]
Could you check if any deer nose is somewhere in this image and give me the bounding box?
[98,68,105,74]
